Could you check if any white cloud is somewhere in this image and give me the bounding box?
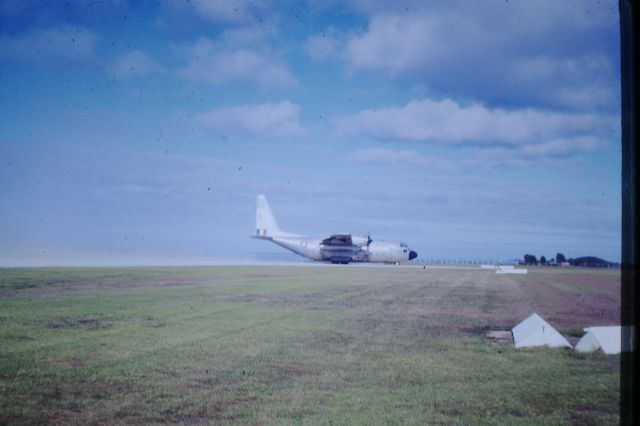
[345,14,443,76]
[342,5,618,110]
[193,101,306,138]
[345,143,591,172]
[109,50,164,78]
[0,26,97,63]
[344,3,616,74]
[518,136,602,157]
[510,54,616,109]
[335,98,615,153]
[349,148,425,165]
[177,37,296,88]
[347,148,459,172]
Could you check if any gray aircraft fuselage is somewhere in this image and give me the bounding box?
[251,195,417,264]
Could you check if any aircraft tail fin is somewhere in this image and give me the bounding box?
[256,194,282,237]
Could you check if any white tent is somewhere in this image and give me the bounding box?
[512,313,572,349]
[575,326,621,354]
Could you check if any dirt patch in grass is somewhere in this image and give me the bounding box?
[2,333,35,341]
[462,325,507,336]
[140,315,166,328]
[152,394,261,423]
[0,379,140,425]
[59,356,89,369]
[273,361,318,380]
[46,317,112,330]
[0,267,230,298]
[386,402,415,409]
[568,399,619,425]
[436,404,462,417]
[24,279,203,298]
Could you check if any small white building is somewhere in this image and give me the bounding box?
[496,267,527,274]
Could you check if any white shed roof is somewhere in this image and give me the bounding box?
[512,313,572,349]
[575,326,621,354]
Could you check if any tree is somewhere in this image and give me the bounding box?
[523,254,538,265]
[556,253,566,263]
[570,256,615,268]
[540,256,547,265]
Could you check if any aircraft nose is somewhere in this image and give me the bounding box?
[409,250,418,260]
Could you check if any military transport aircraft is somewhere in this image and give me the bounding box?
[251,195,418,264]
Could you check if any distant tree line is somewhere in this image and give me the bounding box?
[521,253,618,268]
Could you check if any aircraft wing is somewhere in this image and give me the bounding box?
[320,233,353,247]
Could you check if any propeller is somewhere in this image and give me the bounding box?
[366,232,372,247]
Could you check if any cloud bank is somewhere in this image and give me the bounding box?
[178,37,296,88]
[336,98,615,154]
[194,101,305,138]
[343,4,618,110]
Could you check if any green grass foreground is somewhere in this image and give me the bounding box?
[0,266,620,424]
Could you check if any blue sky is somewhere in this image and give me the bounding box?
[0,0,621,265]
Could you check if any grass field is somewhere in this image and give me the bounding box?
[0,265,620,424]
